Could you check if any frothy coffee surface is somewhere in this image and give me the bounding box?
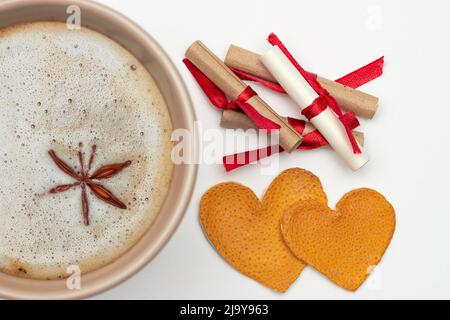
[0,22,173,279]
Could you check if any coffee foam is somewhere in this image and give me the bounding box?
[0,22,174,279]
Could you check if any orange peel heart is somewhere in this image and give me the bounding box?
[281,188,396,291]
[199,168,327,292]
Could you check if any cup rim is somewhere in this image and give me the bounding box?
[0,0,198,299]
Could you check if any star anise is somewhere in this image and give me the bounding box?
[47,142,132,226]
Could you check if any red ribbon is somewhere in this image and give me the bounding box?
[268,33,361,154]
[335,56,384,89]
[231,68,287,93]
[183,59,280,131]
[223,145,283,172]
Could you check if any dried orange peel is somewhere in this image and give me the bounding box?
[281,188,396,291]
[199,168,327,292]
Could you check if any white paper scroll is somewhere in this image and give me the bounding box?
[261,46,369,171]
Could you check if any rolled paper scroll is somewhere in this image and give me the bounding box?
[185,41,303,153]
[225,45,379,119]
[220,110,364,146]
[261,45,369,170]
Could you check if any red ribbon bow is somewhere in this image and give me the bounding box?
[183,59,280,131]
[268,33,361,154]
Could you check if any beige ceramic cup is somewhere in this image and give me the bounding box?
[0,0,197,299]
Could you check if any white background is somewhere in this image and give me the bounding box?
[93,0,450,299]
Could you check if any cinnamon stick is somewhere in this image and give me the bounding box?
[225,45,379,119]
[185,41,303,153]
[220,110,364,146]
